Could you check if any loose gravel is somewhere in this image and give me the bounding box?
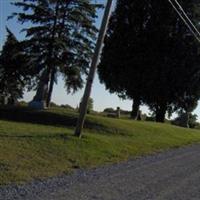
[1,144,200,200]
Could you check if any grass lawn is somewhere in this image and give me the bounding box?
[1,107,200,185]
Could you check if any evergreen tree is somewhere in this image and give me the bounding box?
[143,0,200,122]
[0,28,33,105]
[98,0,154,120]
[98,0,200,122]
[11,0,102,108]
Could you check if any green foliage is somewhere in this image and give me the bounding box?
[60,104,75,110]
[188,114,199,128]
[79,97,94,114]
[1,107,200,185]
[0,29,33,105]
[98,0,200,122]
[18,101,28,107]
[10,0,102,104]
[50,102,59,108]
[104,108,115,113]
[172,112,199,128]
[87,97,94,114]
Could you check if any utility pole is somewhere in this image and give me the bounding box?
[74,0,113,137]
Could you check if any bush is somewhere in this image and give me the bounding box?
[172,112,199,128]
[60,104,74,110]
[104,108,115,113]
[50,102,59,107]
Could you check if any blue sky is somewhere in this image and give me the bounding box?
[1,0,200,120]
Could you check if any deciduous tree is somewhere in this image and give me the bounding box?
[98,0,200,122]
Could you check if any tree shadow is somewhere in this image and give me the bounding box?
[0,133,71,140]
[0,106,105,131]
[0,106,76,126]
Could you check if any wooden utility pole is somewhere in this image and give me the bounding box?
[74,0,113,137]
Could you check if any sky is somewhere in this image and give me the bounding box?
[1,0,200,120]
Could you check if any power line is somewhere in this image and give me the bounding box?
[168,0,200,42]
[173,0,200,38]
[168,0,200,43]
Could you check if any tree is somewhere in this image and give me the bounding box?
[104,107,115,113]
[98,0,200,122]
[172,96,198,127]
[98,0,153,120]
[11,0,102,108]
[172,112,199,128]
[87,97,94,114]
[79,97,94,114]
[188,113,199,128]
[0,28,33,105]
[143,0,200,122]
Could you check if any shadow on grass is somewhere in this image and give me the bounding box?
[0,106,76,126]
[0,106,107,132]
[0,133,70,140]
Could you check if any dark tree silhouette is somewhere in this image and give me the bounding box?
[98,0,200,122]
[11,0,102,108]
[0,28,33,105]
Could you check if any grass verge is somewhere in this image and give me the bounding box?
[1,107,200,185]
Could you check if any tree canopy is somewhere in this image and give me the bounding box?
[98,0,200,122]
[0,28,33,105]
[11,0,102,107]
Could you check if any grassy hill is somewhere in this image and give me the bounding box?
[1,106,200,185]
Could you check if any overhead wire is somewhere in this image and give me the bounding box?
[173,0,200,38]
[168,0,200,43]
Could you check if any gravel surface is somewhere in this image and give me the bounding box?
[1,144,200,200]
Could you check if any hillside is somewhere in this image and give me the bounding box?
[0,106,200,185]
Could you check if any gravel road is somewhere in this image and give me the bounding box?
[1,144,200,200]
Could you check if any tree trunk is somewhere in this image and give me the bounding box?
[131,98,140,120]
[28,69,49,109]
[1,95,8,105]
[29,2,59,109]
[46,68,56,108]
[155,103,167,123]
[45,2,70,108]
[184,112,190,128]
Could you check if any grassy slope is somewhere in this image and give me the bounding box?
[1,107,200,185]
